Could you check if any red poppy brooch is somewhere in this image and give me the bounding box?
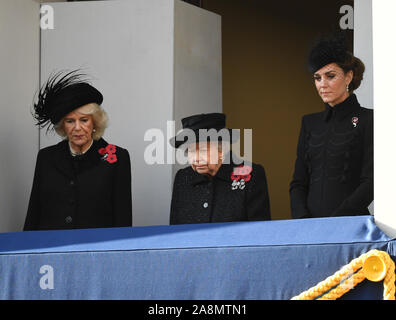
[98,144,117,164]
[231,165,252,190]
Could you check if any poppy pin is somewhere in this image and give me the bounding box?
[230,165,252,190]
[352,117,359,128]
[98,144,117,164]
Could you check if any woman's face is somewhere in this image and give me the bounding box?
[187,141,223,176]
[314,63,353,107]
[63,105,94,152]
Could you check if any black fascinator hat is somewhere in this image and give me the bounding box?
[170,113,239,148]
[308,32,350,73]
[32,70,103,130]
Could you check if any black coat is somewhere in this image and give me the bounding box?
[24,138,132,230]
[290,94,373,218]
[170,155,271,224]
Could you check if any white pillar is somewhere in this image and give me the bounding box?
[0,0,40,232]
[354,0,373,110]
[372,0,396,237]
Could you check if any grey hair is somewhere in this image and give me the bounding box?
[54,103,108,140]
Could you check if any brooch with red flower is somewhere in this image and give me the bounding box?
[98,144,117,164]
[230,165,252,190]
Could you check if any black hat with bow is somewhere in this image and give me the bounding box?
[32,70,103,130]
[170,113,239,148]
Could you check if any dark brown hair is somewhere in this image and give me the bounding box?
[337,52,365,91]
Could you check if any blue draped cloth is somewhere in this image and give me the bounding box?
[0,216,394,299]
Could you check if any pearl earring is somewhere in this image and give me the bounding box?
[346,84,350,92]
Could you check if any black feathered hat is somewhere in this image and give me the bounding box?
[32,70,103,130]
[170,113,239,148]
[308,33,350,73]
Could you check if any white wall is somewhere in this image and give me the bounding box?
[353,0,374,215]
[173,0,222,175]
[0,0,40,232]
[354,0,396,237]
[354,0,373,110]
[174,0,222,122]
[372,0,396,238]
[40,0,222,226]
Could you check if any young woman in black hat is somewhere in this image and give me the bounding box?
[289,34,373,219]
[24,70,132,230]
[169,113,271,224]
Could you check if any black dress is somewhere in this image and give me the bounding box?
[170,154,271,224]
[290,94,373,218]
[24,138,132,230]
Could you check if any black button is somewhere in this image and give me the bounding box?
[65,216,72,224]
[69,199,75,205]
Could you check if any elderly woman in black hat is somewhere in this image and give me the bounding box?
[169,113,271,224]
[289,34,373,219]
[23,70,132,230]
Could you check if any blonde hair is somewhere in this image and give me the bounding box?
[54,103,109,140]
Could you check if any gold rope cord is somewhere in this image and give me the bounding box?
[291,249,395,300]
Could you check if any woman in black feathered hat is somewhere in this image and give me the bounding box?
[24,70,132,231]
[289,33,373,219]
[169,113,271,224]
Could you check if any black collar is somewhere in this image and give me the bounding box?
[71,138,108,162]
[191,171,211,185]
[214,161,235,182]
[52,138,109,178]
[323,94,361,122]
